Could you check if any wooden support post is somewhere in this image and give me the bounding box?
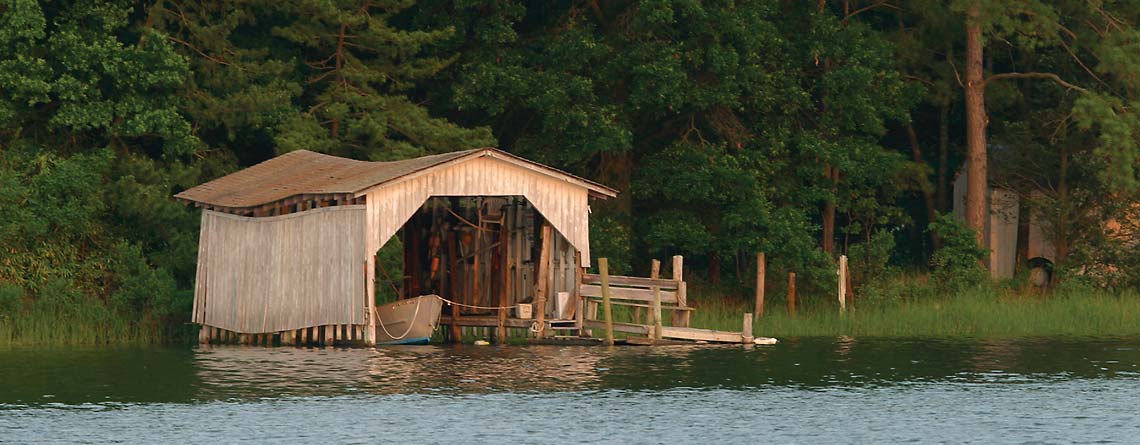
[323,325,334,345]
[281,330,295,346]
[788,272,797,316]
[755,252,766,318]
[671,255,689,327]
[198,325,212,344]
[576,261,587,336]
[742,313,754,344]
[302,327,311,345]
[650,259,663,340]
[838,255,848,313]
[535,223,552,339]
[447,232,461,343]
[365,255,377,346]
[599,257,615,346]
[408,215,422,299]
[497,221,509,344]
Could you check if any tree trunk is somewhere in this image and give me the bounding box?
[906,122,942,250]
[1055,145,1071,266]
[964,3,989,253]
[937,100,950,213]
[821,166,838,255]
[707,251,721,285]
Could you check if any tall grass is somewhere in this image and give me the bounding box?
[690,286,1140,338]
[0,309,167,347]
[0,283,171,347]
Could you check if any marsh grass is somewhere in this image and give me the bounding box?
[690,285,1140,338]
[0,283,172,347]
[0,309,165,347]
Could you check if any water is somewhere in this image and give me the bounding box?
[2,337,1139,443]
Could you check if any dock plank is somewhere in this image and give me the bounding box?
[659,326,744,343]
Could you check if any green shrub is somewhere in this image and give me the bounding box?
[928,213,988,290]
[0,282,22,319]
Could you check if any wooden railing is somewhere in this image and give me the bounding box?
[579,256,690,339]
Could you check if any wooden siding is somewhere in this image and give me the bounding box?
[362,155,593,267]
[193,206,367,334]
[989,188,1019,279]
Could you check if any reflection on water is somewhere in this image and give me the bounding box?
[1,337,1138,406]
[3,338,1140,443]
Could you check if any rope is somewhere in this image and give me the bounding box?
[376,296,423,341]
[445,206,495,232]
[434,295,521,311]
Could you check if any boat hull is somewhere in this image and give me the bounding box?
[374,295,443,345]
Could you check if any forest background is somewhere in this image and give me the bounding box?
[2,0,1140,342]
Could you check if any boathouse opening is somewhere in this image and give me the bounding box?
[383,196,582,341]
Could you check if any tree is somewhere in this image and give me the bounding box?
[0,0,201,325]
[155,0,492,162]
[952,0,1140,267]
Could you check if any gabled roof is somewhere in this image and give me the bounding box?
[174,148,617,209]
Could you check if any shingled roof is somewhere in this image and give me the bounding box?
[174,148,616,209]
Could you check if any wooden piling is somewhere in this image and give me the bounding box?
[472,219,481,309]
[323,325,334,345]
[446,232,461,342]
[742,313,754,344]
[838,255,848,313]
[535,223,552,339]
[755,252,766,318]
[576,253,587,337]
[497,221,509,344]
[599,257,615,346]
[198,325,212,344]
[788,272,797,316]
[651,259,663,340]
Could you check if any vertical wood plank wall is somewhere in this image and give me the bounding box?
[193,206,367,333]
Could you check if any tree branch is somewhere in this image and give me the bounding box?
[844,1,899,22]
[984,72,1088,93]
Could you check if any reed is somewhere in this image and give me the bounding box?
[691,285,1140,338]
[0,299,169,347]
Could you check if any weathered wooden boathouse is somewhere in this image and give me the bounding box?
[175,147,654,345]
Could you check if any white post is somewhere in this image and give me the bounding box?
[837,255,848,313]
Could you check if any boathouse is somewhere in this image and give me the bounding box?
[176,148,619,345]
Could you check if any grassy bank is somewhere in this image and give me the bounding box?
[689,286,1140,338]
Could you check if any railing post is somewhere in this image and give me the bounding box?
[651,259,663,340]
[599,257,615,346]
[671,255,688,327]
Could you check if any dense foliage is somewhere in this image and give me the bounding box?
[2,0,1139,342]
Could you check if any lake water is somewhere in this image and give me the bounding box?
[2,337,1139,443]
